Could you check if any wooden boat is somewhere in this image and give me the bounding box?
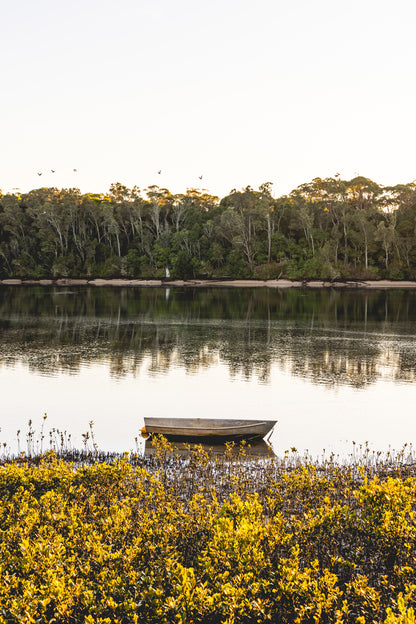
[142,417,276,441]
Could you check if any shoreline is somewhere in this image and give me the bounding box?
[2,277,416,289]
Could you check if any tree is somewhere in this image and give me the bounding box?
[375,221,395,271]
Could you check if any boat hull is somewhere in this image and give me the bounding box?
[143,417,276,441]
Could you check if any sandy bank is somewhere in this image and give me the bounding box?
[2,278,416,289]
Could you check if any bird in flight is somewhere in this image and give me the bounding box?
[37,172,42,176]
[51,170,55,173]
[157,170,161,174]
[199,175,203,180]
[73,168,77,172]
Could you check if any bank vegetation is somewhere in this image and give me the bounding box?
[1,438,416,623]
[2,176,416,281]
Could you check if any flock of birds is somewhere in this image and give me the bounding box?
[35,170,204,180]
[36,169,77,176]
[158,170,203,180]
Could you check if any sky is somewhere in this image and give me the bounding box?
[1,0,416,199]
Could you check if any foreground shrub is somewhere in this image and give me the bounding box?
[0,449,416,622]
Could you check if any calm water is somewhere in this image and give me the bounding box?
[1,285,416,457]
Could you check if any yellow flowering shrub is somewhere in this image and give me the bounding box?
[0,447,416,622]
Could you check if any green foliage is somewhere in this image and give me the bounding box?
[172,250,194,279]
[2,177,416,280]
[126,249,143,276]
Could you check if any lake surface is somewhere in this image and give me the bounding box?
[1,286,416,458]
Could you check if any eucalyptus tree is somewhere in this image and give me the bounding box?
[1,192,31,243]
[349,208,377,270]
[285,190,316,261]
[220,186,265,269]
[64,189,91,265]
[257,182,276,263]
[295,176,351,264]
[375,220,395,271]
[391,184,416,272]
[0,194,25,274]
[26,188,72,258]
[171,195,187,232]
[0,191,40,275]
[380,183,416,274]
[108,183,134,250]
[146,186,174,241]
[346,176,382,211]
[129,186,148,249]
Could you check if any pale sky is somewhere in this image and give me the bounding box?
[2,0,416,198]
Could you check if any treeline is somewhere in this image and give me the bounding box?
[1,176,416,280]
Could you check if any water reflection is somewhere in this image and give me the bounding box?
[1,286,416,388]
[144,438,275,458]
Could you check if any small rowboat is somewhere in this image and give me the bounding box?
[142,417,277,441]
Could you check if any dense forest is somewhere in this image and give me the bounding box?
[1,176,416,280]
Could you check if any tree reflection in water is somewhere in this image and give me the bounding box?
[1,286,416,388]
